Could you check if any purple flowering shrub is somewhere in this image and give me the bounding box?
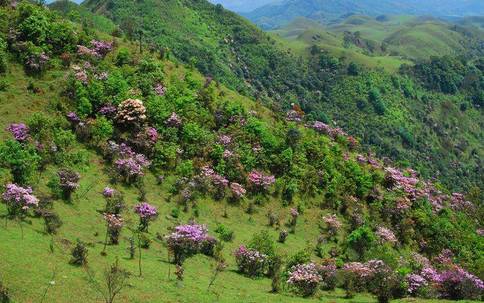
[247,170,275,193]
[111,143,151,183]
[133,202,157,232]
[6,123,29,142]
[102,187,125,214]
[234,245,268,277]
[166,223,217,264]
[287,263,322,296]
[2,183,39,217]
[103,213,124,244]
[57,169,80,200]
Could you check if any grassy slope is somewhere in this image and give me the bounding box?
[0,59,478,303]
[272,15,479,67]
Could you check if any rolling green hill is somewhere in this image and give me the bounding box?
[0,2,483,303]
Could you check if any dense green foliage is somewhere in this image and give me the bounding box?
[74,0,484,195]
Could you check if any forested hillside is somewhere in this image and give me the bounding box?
[0,1,482,302]
[73,0,484,196]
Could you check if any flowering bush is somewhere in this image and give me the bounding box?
[102,187,125,214]
[25,52,49,74]
[234,245,268,277]
[133,202,157,232]
[166,112,182,127]
[166,223,216,264]
[115,99,147,126]
[2,183,39,216]
[229,182,246,200]
[287,263,322,296]
[154,83,165,96]
[342,261,373,297]
[103,213,124,244]
[322,214,342,237]
[318,261,337,290]
[407,273,428,295]
[57,169,80,200]
[115,153,150,183]
[375,226,398,245]
[439,266,484,300]
[6,123,29,142]
[90,40,113,58]
[248,170,275,192]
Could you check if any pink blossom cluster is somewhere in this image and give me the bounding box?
[375,226,398,244]
[166,224,213,252]
[103,213,124,230]
[407,274,428,294]
[146,127,158,142]
[449,193,474,212]
[6,123,29,142]
[247,170,275,190]
[116,99,147,124]
[200,166,228,188]
[102,187,115,198]
[90,40,113,58]
[230,182,246,199]
[218,134,232,145]
[77,41,113,58]
[287,263,322,296]
[223,150,234,158]
[154,83,166,96]
[66,112,81,124]
[234,245,268,277]
[322,214,342,236]
[290,208,299,218]
[166,112,182,127]
[407,265,484,297]
[114,144,150,179]
[26,52,49,72]
[356,154,381,169]
[98,105,117,117]
[133,202,158,219]
[342,261,374,278]
[58,169,80,192]
[311,121,348,138]
[2,183,39,210]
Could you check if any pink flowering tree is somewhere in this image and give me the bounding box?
[166,223,217,264]
[57,169,80,200]
[322,214,342,240]
[134,202,157,232]
[289,208,299,233]
[229,182,246,202]
[287,263,322,297]
[2,183,39,218]
[102,187,125,214]
[114,151,151,184]
[247,170,275,193]
[375,226,398,245]
[102,213,124,254]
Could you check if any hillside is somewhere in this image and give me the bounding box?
[0,2,483,303]
[244,0,484,29]
[273,15,484,63]
[72,0,484,197]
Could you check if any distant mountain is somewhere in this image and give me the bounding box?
[245,0,484,29]
[208,0,276,12]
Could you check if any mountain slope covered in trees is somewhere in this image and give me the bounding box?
[74,0,484,196]
[0,2,483,303]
